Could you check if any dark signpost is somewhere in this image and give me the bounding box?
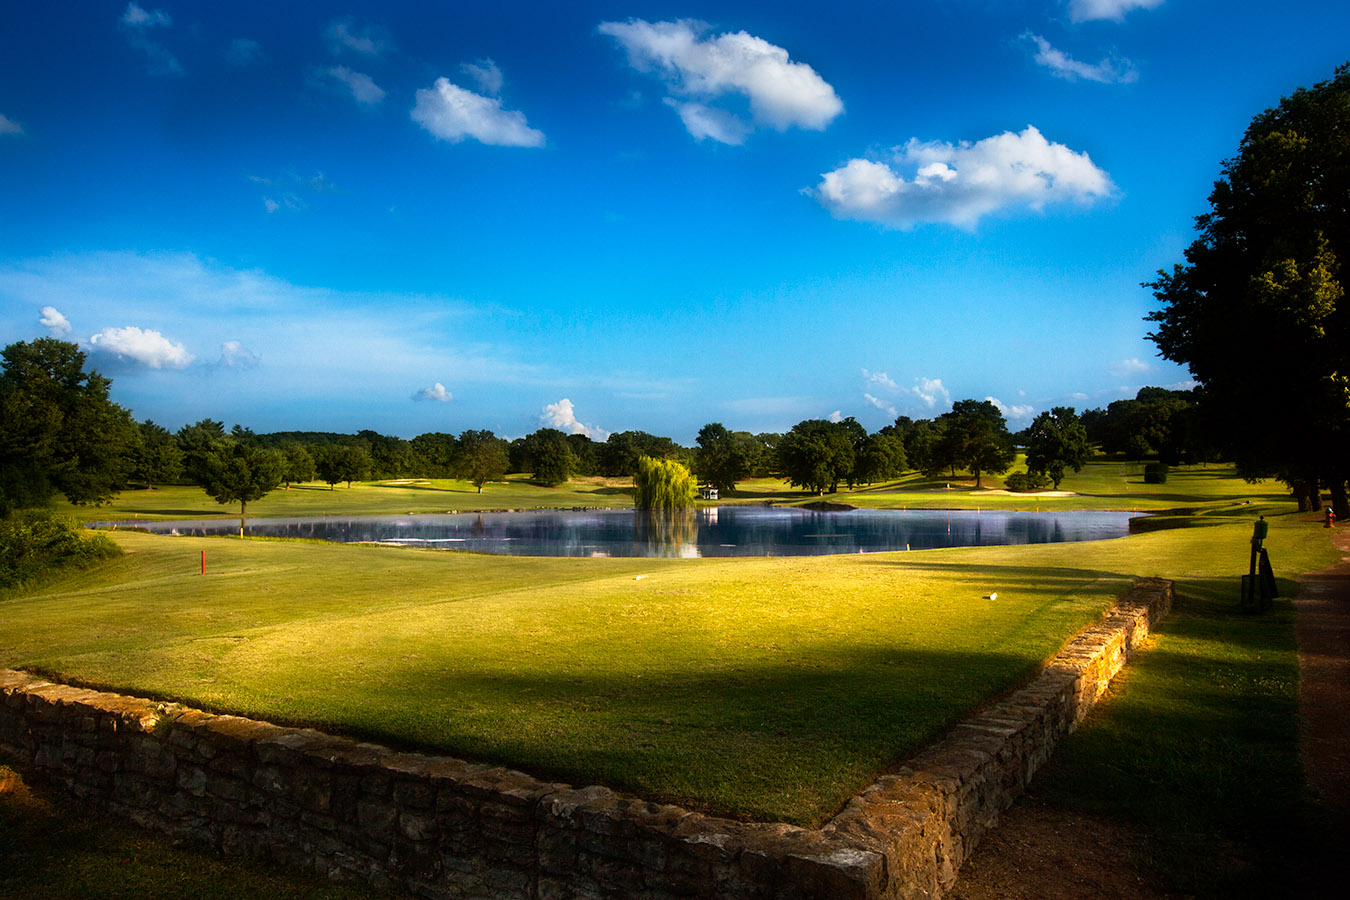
[1241,515,1278,612]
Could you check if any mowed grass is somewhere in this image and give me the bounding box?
[56,459,1286,523]
[3,486,1335,826]
[56,474,638,522]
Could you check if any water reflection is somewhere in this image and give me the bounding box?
[101,506,1140,558]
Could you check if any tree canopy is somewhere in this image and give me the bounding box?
[0,339,135,515]
[633,455,697,510]
[454,429,509,493]
[776,418,858,494]
[1024,407,1091,489]
[694,423,756,493]
[935,400,1015,488]
[1146,64,1350,515]
[198,440,283,532]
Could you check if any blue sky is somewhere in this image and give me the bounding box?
[1,1,1346,441]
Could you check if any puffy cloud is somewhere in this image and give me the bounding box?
[460,59,503,97]
[815,125,1114,229]
[827,410,844,423]
[413,382,454,403]
[1068,0,1164,23]
[911,377,951,410]
[541,398,608,440]
[87,325,194,370]
[325,18,392,57]
[863,393,897,418]
[0,114,23,136]
[599,18,843,144]
[1109,357,1152,377]
[327,66,386,106]
[118,3,181,77]
[863,369,899,391]
[217,340,259,369]
[39,306,71,336]
[987,396,1035,424]
[664,99,751,145]
[1023,34,1137,84]
[412,78,545,148]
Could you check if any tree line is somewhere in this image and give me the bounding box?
[0,336,1335,521]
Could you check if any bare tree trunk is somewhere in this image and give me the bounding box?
[1307,475,1323,513]
[1331,478,1349,521]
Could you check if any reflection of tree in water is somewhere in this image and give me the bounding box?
[633,510,698,558]
[472,514,485,537]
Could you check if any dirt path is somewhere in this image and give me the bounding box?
[953,529,1350,900]
[1294,528,1350,897]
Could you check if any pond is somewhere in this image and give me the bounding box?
[105,506,1141,558]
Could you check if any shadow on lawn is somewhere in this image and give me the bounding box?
[309,642,1070,825]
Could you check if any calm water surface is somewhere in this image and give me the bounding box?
[106,506,1141,558]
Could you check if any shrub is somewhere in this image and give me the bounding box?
[0,510,121,591]
[1144,463,1170,484]
[1005,471,1052,492]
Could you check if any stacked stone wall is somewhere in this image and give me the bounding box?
[0,578,1171,899]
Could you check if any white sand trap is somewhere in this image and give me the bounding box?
[978,490,1078,498]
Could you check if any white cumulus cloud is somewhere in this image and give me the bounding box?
[911,377,952,410]
[598,18,843,144]
[863,369,899,391]
[413,382,454,403]
[460,59,503,97]
[827,410,844,423]
[988,396,1035,424]
[327,66,386,106]
[412,78,545,148]
[1023,34,1138,84]
[541,398,608,440]
[87,325,194,370]
[325,18,391,57]
[39,306,71,336]
[0,114,23,136]
[815,125,1114,229]
[1068,0,1164,23]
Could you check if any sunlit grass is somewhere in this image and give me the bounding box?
[3,492,1334,826]
[55,459,1290,523]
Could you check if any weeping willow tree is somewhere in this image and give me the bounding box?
[633,455,697,510]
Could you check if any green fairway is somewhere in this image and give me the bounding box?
[54,474,639,522]
[54,459,1288,523]
[2,486,1336,826]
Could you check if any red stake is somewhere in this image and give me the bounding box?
[201,549,205,575]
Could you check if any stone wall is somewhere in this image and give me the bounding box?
[0,577,1171,900]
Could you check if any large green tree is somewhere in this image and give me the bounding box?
[937,400,1016,488]
[1024,407,1091,489]
[198,441,283,534]
[776,419,857,494]
[520,428,576,486]
[0,338,135,515]
[454,429,509,493]
[1146,64,1350,516]
[130,420,184,489]
[694,422,754,493]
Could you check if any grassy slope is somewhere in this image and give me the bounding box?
[6,465,1335,828]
